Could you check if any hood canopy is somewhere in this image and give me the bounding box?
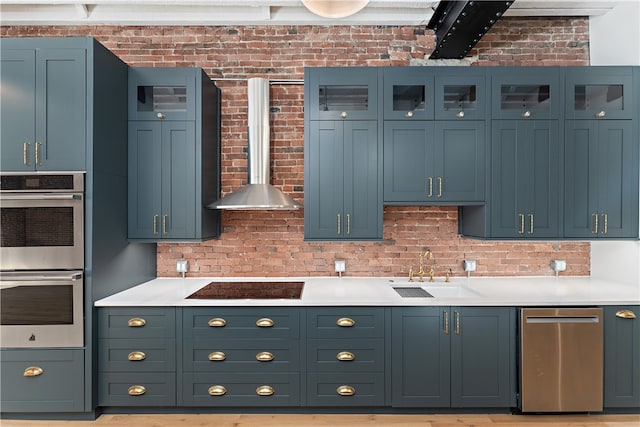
[208,78,303,210]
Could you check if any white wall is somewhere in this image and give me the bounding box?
[588,0,640,285]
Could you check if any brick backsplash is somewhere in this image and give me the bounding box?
[2,18,591,278]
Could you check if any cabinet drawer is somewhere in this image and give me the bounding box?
[183,339,300,372]
[307,338,384,372]
[98,372,176,406]
[98,307,176,339]
[307,372,385,406]
[307,308,385,338]
[0,349,84,412]
[183,308,300,340]
[99,338,176,372]
[182,372,300,406]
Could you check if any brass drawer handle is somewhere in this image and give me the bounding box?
[336,351,355,361]
[256,385,274,396]
[23,366,43,377]
[208,351,227,361]
[256,351,274,362]
[427,177,433,197]
[616,310,637,319]
[208,385,227,396]
[256,318,274,328]
[128,351,146,361]
[208,318,227,327]
[153,214,159,235]
[592,213,599,234]
[35,141,43,166]
[128,385,146,396]
[336,385,356,396]
[443,310,449,335]
[127,318,146,327]
[336,317,355,327]
[23,142,31,166]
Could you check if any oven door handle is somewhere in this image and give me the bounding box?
[0,194,82,201]
[0,272,83,282]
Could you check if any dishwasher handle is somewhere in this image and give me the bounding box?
[525,316,600,324]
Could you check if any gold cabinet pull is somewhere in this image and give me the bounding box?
[595,110,606,118]
[35,141,43,166]
[336,385,356,396]
[456,110,465,118]
[528,213,534,234]
[256,385,274,396]
[427,177,433,197]
[128,385,146,396]
[208,385,227,396]
[162,214,168,235]
[337,214,341,235]
[23,142,31,166]
[454,310,461,335]
[128,351,146,361]
[340,111,347,119]
[127,317,146,327]
[443,310,449,335]
[346,213,351,235]
[592,213,599,234]
[208,351,227,361]
[336,317,355,327]
[23,366,43,377]
[405,111,413,118]
[208,317,227,327]
[602,213,608,234]
[518,213,525,234]
[437,177,443,198]
[256,318,274,328]
[616,310,637,319]
[256,351,274,362]
[336,351,355,361]
[522,110,531,118]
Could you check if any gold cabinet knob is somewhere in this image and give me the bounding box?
[127,351,146,361]
[336,385,356,396]
[256,318,274,328]
[208,318,227,327]
[128,385,146,396]
[208,351,227,361]
[340,111,348,118]
[596,110,606,118]
[256,351,275,362]
[256,385,275,396]
[336,317,355,327]
[127,318,146,327]
[521,110,531,118]
[456,110,465,118]
[157,112,166,119]
[405,111,413,118]
[23,366,43,377]
[336,351,355,361]
[616,310,637,319]
[208,385,227,396]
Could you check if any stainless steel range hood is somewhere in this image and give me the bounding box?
[208,78,303,210]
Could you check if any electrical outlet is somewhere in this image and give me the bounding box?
[334,260,346,273]
[463,260,476,272]
[176,259,189,274]
[551,260,566,272]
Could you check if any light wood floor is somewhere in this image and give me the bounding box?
[1,413,638,427]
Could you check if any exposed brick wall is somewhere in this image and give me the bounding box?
[1,18,592,278]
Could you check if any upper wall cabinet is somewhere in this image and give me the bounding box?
[435,72,487,121]
[307,67,379,121]
[0,41,86,171]
[491,67,561,120]
[565,67,633,120]
[383,67,434,120]
[128,67,221,242]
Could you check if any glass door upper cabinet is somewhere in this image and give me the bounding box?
[435,73,486,120]
[306,67,379,120]
[565,67,633,119]
[128,67,196,121]
[383,67,433,120]
[491,68,560,120]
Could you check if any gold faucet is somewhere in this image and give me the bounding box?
[408,249,433,282]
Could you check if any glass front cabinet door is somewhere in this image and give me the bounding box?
[491,68,560,120]
[565,67,633,120]
[383,68,434,120]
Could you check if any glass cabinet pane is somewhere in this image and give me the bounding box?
[137,85,188,112]
[392,85,425,112]
[319,85,368,111]
[500,84,550,111]
[443,85,477,111]
[574,84,624,111]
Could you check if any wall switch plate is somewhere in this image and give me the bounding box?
[176,259,189,273]
[334,260,346,273]
[463,260,477,272]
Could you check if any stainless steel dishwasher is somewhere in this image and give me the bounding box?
[520,307,603,412]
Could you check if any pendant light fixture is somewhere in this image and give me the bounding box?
[301,0,370,18]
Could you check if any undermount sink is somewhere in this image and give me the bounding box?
[390,280,479,298]
[186,281,304,299]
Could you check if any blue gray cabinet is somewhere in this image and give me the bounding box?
[603,306,640,409]
[127,67,221,242]
[0,39,86,171]
[565,67,634,120]
[392,306,515,408]
[97,307,177,406]
[304,120,381,240]
[382,67,434,120]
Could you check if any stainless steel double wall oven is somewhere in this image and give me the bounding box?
[0,173,84,348]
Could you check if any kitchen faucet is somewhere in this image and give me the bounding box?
[409,249,435,282]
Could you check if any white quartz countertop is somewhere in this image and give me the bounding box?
[94,276,640,307]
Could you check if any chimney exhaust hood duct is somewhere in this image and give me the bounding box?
[208,78,303,210]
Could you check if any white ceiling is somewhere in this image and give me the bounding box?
[0,0,622,26]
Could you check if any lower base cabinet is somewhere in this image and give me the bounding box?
[391,306,516,408]
[0,349,85,413]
